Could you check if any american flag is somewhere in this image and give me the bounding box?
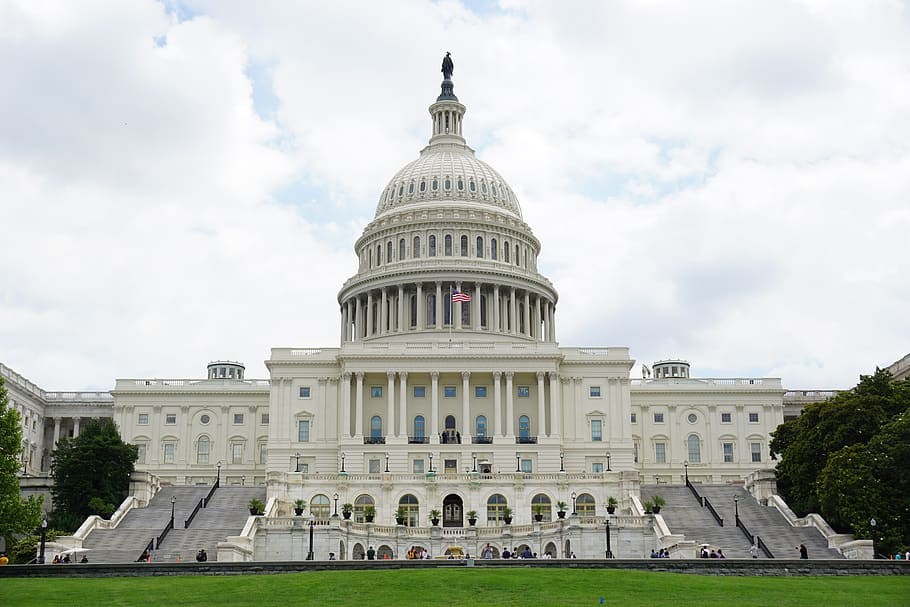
[451,288,472,303]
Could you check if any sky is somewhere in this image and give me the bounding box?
[1,0,908,391]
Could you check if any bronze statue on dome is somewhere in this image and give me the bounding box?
[442,52,454,80]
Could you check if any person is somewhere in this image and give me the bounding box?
[569,551,577,559]
[650,549,658,558]
[700,546,709,558]
[328,552,336,560]
[62,554,71,563]
[749,543,759,559]
[709,549,718,558]
[522,547,533,559]
[140,549,151,563]
[195,548,208,562]
[797,544,808,559]
[366,546,376,560]
[717,549,726,559]
[482,544,493,559]
[501,547,511,559]
[52,555,60,564]
[906,550,910,561]
[80,554,88,563]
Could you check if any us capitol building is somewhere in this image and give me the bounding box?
[6,59,814,560]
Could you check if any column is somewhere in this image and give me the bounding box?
[474,282,482,330]
[381,288,388,334]
[549,372,562,437]
[399,372,408,438]
[491,371,501,437]
[550,302,557,341]
[510,288,517,335]
[493,285,500,333]
[73,417,81,438]
[430,372,440,444]
[435,281,443,329]
[53,418,61,446]
[366,292,374,336]
[397,285,404,333]
[387,372,396,439]
[355,372,365,437]
[505,371,515,436]
[355,297,362,340]
[524,292,531,337]
[340,301,347,343]
[417,283,424,329]
[455,281,463,330]
[461,371,471,440]
[342,372,352,438]
[536,372,547,438]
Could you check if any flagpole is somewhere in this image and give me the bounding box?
[449,285,453,342]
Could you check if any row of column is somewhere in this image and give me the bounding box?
[340,282,556,342]
[339,370,562,441]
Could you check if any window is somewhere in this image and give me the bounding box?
[481,180,488,193]
[475,415,487,437]
[370,415,382,439]
[751,442,762,462]
[408,182,414,194]
[592,462,604,473]
[298,420,310,442]
[259,442,267,464]
[399,494,420,527]
[261,413,269,425]
[371,386,382,398]
[687,413,698,423]
[591,419,602,442]
[457,178,464,190]
[432,178,438,191]
[231,443,243,464]
[654,413,665,423]
[491,238,497,260]
[444,234,452,256]
[444,459,458,473]
[299,386,311,398]
[429,235,436,256]
[469,180,476,192]
[136,443,147,464]
[504,242,510,263]
[517,386,529,397]
[531,494,551,521]
[576,493,595,516]
[723,442,734,463]
[444,386,456,398]
[233,413,244,425]
[420,179,426,193]
[354,495,374,523]
[399,239,405,259]
[519,415,531,441]
[460,235,468,256]
[413,235,421,258]
[387,241,392,263]
[413,386,426,398]
[376,244,381,265]
[721,412,732,423]
[655,442,666,463]
[590,386,601,397]
[444,178,451,190]
[633,441,639,463]
[687,434,701,463]
[163,442,175,464]
[749,412,759,423]
[311,494,330,519]
[631,413,637,423]
[200,414,211,425]
[165,413,176,425]
[487,494,507,521]
[475,386,487,398]
[413,459,425,474]
[476,236,483,257]
[197,436,210,464]
[413,416,425,440]
[368,459,380,473]
[138,414,149,425]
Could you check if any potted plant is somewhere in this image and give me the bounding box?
[466,510,478,526]
[342,503,353,520]
[642,499,655,514]
[532,503,545,522]
[395,506,407,525]
[606,496,618,514]
[556,501,568,519]
[429,508,441,526]
[651,495,666,514]
[502,506,513,525]
[248,498,265,516]
[364,504,376,523]
[293,499,307,516]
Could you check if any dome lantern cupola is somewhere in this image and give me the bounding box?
[429,53,466,145]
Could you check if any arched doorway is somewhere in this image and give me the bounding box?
[443,493,463,527]
[544,542,558,558]
[352,543,365,560]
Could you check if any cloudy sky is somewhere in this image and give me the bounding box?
[1,0,908,391]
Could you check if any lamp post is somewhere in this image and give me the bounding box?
[559,451,565,473]
[516,452,521,472]
[333,493,339,518]
[241,475,246,486]
[683,460,689,485]
[606,452,612,472]
[295,451,300,473]
[170,495,177,528]
[384,451,390,473]
[571,491,577,516]
[428,453,434,473]
[306,514,315,560]
[340,452,346,473]
[38,518,48,564]
[604,512,614,559]
[472,453,477,473]
[216,461,222,488]
[734,494,740,526]
[870,518,877,559]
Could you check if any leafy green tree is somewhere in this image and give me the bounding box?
[0,376,44,550]
[51,418,138,519]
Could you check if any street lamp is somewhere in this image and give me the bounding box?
[559,451,565,473]
[333,493,339,518]
[683,460,689,485]
[516,452,521,472]
[295,451,301,473]
[38,518,48,564]
[472,453,477,473]
[241,475,246,486]
[216,461,222,488]
[428,453,434,473]
[384,451,390,473]
[306,514,315,560]
[170,495,177,528]
[340,452,346,473]
[734,495,740,525]
[606,452,612,472]
[604,511,614,559]
[571,491,577,515]
[870,518,877,559]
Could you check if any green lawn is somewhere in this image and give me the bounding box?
[1,569,907,606]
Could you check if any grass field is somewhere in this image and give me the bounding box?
[2,569,907,606]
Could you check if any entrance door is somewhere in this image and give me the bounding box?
[443,494,463,527]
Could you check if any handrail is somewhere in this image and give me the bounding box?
[137,539,154,562]
[685,478,702,503]
[156,517,174,549]
[757,535,774,558]
[204,480,218,507]
[735,513,754,544]
[703,497,724,527]
[184,498,205,529]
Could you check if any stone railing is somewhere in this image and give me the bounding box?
[115,378,271,390]
[631,377,783,389]
[768,494,855,552]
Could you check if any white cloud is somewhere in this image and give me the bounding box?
[1,0,908,390]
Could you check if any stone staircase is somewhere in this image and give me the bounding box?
[642,484,842,559]
[81,486,264,563]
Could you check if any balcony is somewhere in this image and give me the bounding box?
[515,436,538,444]
[472,435,493,444]
[363,436,386,445]
[408,436,429,444]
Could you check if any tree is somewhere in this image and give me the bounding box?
[0,376,44,549]
[51,418,138,520]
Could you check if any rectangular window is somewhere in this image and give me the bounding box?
[165,413,176,425]
[138,413,149,425]
[631,413,637,423]
[368,459,380,473]
[751,442,761,462]
[136,443,147,464]
[721,412,732,423]
[261,413,269,425]
[163,443,175,464]
[723,442,734,463]
[517,386,530,397]
[232,443,243,464]
[371,386,382,398]
[298,420,310,443]
[413,386,426,398]
[654,413,665,423]
[413,459,425,474]
[444,459,458,473]
[520,459,532,473]
[299,463,309,473]
[591,419,603,442]
[592,462,604,473]
[233,413,244,425]
[475,386,487,398]
[655,443,666,463]
[633,442,639,463]
[590,386,601,397]
[299,386,311,398]
[749,412,759,423]
[444,386,456,398]
[259,443,267,464]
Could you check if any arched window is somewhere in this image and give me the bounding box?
[445,415,456,430]
[687,434,701,464]
[376,244,381,266]
[427,294,436,326]
[515,244,520,265]
[371,416,382,440]
[408,182,414,194]
[311,494,330,519]
[476,236,483,258]
[399,239,406,260]
[196,436,210,464]
[354,494,375,523]
[475,415,487,438]
[386,241,392,264]
[481,180,488,194]
[492,183,498,197]
[460,235,468,256]
[576,493,596,516]
[444,178,451,190]
[398,494,419,527]
[480,294,488,327]
[487,494,507,522]
[444,235,452,256]
[429,235,436,257]
[531,494,552,522]
[457,178,464,190]
[419,179,426,192]
[409,294,417,327]
[491,238,497,260]
[504,241,510,263]
[432,178,438,191]
[398,185,404,196]
[413,235,421,258]
[369,249,373,268]
[519,415,531,441]
[414,416,425,441]
[469,180,476,192]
